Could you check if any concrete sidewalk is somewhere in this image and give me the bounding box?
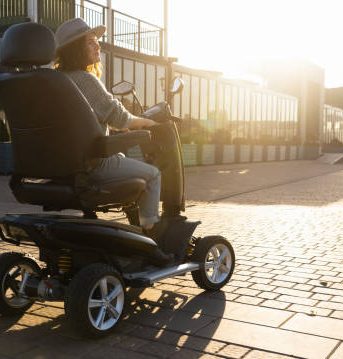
[2,160,343,358]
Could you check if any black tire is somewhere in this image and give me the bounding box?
[0,252,41,316]
[191,236,235,291]
[65,263,126,338]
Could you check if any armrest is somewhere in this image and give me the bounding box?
[93,130,151,158]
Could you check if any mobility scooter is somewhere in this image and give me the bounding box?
[0,22,235,337]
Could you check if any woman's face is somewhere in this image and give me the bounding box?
[84,33,101,65]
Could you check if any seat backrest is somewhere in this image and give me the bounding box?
[0,22,103,178]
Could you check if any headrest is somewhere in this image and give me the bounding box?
[0,23,56,67]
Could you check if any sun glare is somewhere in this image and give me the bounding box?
[115,0,343,87]
[168,0,343,87]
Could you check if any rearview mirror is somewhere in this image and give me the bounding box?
[170,77,184,95]
[112,81,135,96]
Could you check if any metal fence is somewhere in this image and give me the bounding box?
[75,0,107,41]
[171,66,299,145]
[112,10,163,56]
[0,0,27,26]
[323,105,343,146]
[0,1,164,56]
[38,0,75,30]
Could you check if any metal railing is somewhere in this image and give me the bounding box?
[1,1,164,57]
[75,0,107,41]
[171,67,299,145]
[112,10,163,56]
[323,105,343,146]
[0,0,27,26]
[38,0,75,31]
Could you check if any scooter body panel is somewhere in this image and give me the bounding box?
[0,213,158,257]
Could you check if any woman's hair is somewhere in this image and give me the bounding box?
[54,36,102,79]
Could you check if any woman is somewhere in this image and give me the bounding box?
[54,18,160,233]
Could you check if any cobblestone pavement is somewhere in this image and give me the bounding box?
[2,161,343,358]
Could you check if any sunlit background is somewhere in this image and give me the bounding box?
[112,0,343,88]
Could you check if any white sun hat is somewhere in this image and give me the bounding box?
[55,18,106,51]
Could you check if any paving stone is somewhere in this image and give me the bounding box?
[283,313,343,340]
[331,296,343,303]
[233,288,261,297]
[270,280,295,289]
[222,301,292,327]
[293,283,314,291]
[175,334,226,354]
[209,291,239,301]
[236,270,254,276]
[217,344,250,358]
[331,283,343,290]
[276,295,317,306]
[311,293,332,301]
[288,304,331,317]
[330,343,343,359]
[134,341,178,358]
[319,276,343,283]
[330,311,343,319]
[233,274,251,281]
[81,345,153,359]
[167,347,209,359]
[250,283,276,292]
[0,333,38,357]
[274,287,312,298]
[124,304,215,334]
[196,318,338,358]
[313,287,343,296]
[176,287,205,296]
[248,277,273,285]
[317,301,343,311]
[261,300,290,310]
[258,292,280,300]
[229,280,252,288]
[234,296,264,306]
[244,350,300,359]
[273,275,309,284]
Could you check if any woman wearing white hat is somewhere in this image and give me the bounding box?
[54,18,161,233]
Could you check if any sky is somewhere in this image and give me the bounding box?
[111,0,343,88]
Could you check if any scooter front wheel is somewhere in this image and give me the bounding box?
[191,236,235,291]
[65,263,125,338]
[0,252,41,315]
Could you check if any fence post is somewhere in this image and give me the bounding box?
[159,29,163,57]
[106,0,112,44]
[137,20,141,53]
[27,0,38,22]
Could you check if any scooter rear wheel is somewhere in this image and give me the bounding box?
[191,236,235,291]
[0,252,41,315]
[65,263,125,338]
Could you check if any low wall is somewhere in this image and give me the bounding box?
[0,143,313,175]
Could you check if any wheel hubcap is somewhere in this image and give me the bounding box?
[1,263,36,308]
[88,276,124,331]
[204,244,232,284]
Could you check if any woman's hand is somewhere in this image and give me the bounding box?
[128,116,158,130]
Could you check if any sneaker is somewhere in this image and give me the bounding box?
[143,219,169,242]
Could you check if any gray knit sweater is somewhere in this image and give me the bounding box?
[65,70,133,134]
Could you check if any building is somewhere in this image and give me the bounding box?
[1,0,341,170]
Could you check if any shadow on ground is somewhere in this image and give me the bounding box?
[0,289,225,358]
